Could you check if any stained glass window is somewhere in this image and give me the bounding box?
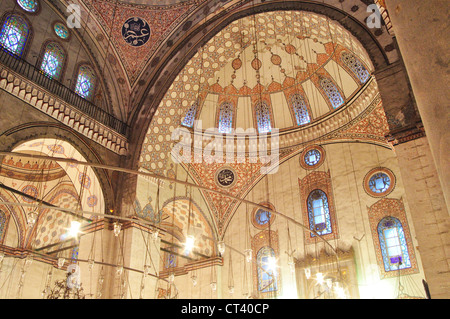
[307,189,332,236]
[304,149,321,166]
[182,101,198,127]
[17,0,39,13]
[165,247,177,269]
[75,65,96,100]
[290,94,311,126]
[369,172,391,194]
[54,22,69,40]
[0,14,29,56]
[341,52,370,84]
[255,209,271,227]
[257,246,278,293]
[218,102,234,134]
[378,217,412,272]
[40,42,65,79]
[255,101,272,133]
[320,77,344,109]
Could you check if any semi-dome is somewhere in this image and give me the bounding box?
[159,10,374,135]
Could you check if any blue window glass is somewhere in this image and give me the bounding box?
[75,65,96,100]
[54,22,69,40]
[165,247,177,269]
[17,0,39,13]
[320,77,344,109]
[307,189,332,236]
[304,149,321,166]
[182,101,198,127]
[255,209,271,226]
[341,52,370,84]
[255,101,272,133]
[0,14,29,56]
[369,172,391,194]
[290,94,311,126]
[218,102,233,134]
[257,246,278,293]
[40,42,65,79]
[378,217,412,272]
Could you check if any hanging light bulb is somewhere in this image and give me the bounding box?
[210,281,217,291]
[266,256,278,273]
[244,249,252,263]
[57,257,65,268]
[184,235,195,254]
[191,274,197,287]
[27,212,37,227]
[152,229,159,242]
[228,285,235,295]
[334,282,347,299]
[168,273,175,283]
[144,265,151,277]
[316,272,325,285]
[0,252,5,263]
[68,221,81,238]
[116,265,123,276]
[88,259,95,271]
[113,222,121,237]
[217,241,226,255]
[288,256,295,273]
[304,267,311,279]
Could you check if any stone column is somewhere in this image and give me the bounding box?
[385,0,450,207]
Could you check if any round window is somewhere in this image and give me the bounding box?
[54,22,70,40]
[300,145,325,169]
[17,0,39,13]
[251,203,275,229]
[364,168,395,197]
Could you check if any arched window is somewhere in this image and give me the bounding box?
[74,65,96,100]
[255,101,272,133]
[164,247,177,269]
[307,189,332,236]
[0,14,30,56]
[257,246,278,293]
[377,217,412,272]
[40,42,65,79]
[218,102,234,134]
[341,52,370,84]
[181,101,198,127]
[319,77,344,109]
[17,0,39,13]
[290,94,311,126]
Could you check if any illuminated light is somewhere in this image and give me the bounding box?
[152,229,159,242]
[244,249,252,263]
[334,283,347,299]
[266,256,278,273]
[184,235,195,253]
[57,257,65,268]
[68,221,81,238]
[168,273,175,283]
[191,274,197,287]
[210,281,217,291]
[113,222,121,237]
[217,241,226,255]
[316,272,325,285]
[304,268,311,279]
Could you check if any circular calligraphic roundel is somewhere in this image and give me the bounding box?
[215,167,237,188]
[121,17,151,47]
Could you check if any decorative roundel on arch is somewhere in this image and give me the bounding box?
[299,145,325,170]
[363,167,396,197]
[251,202,276,230]
[215,167,237,188]
[121,17,151,47]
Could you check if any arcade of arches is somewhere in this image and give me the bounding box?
[0,0,448,299]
